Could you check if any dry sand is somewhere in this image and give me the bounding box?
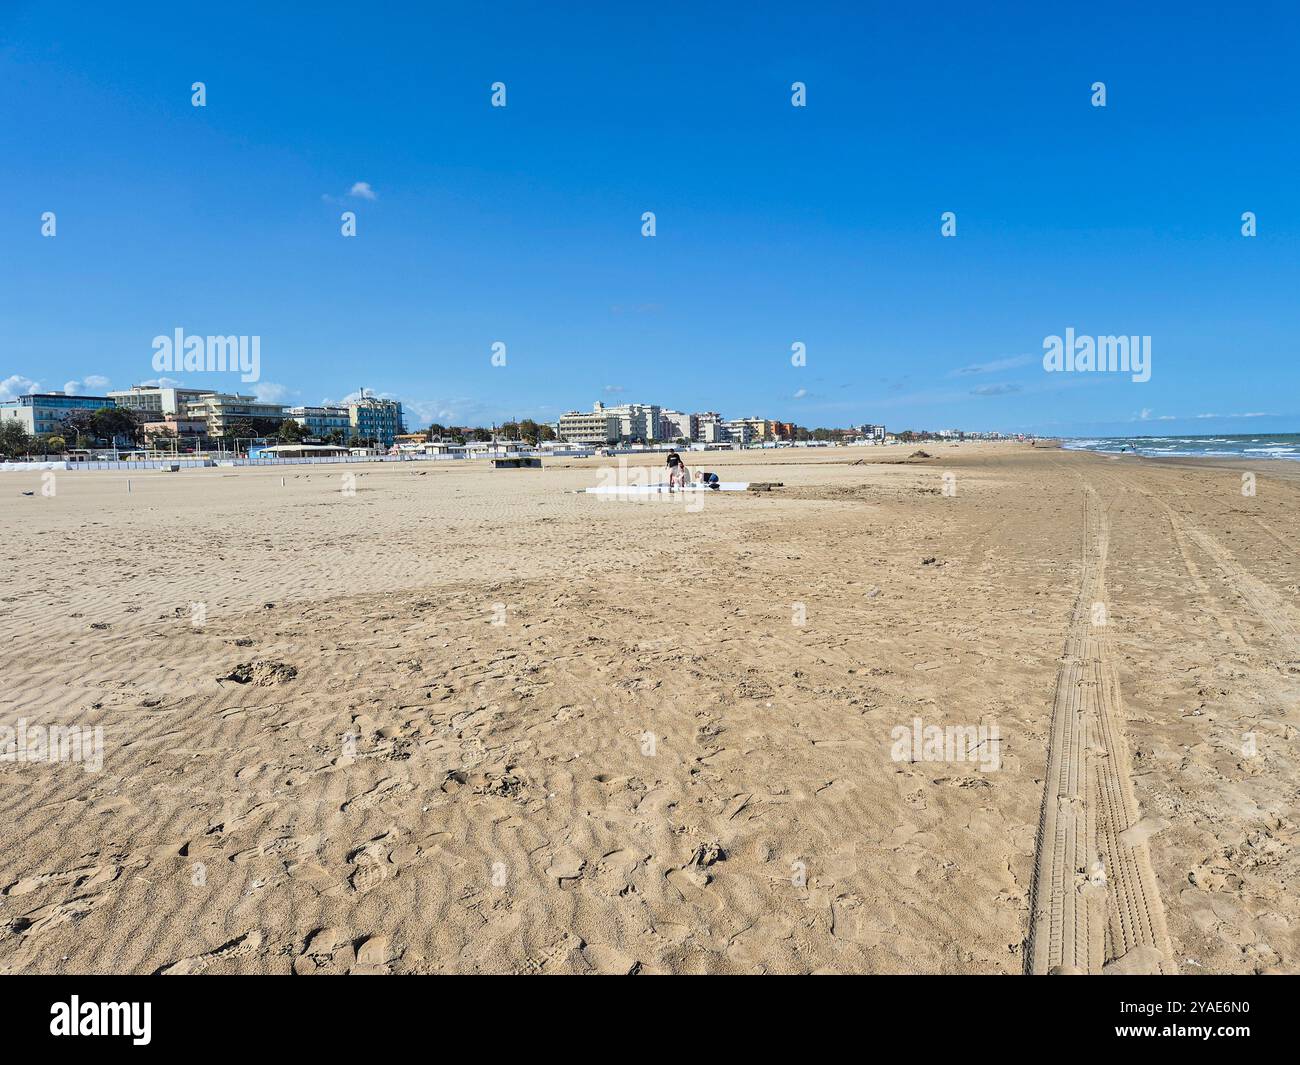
[0,443,1295,974]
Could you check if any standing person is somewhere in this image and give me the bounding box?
[666,448,690,489]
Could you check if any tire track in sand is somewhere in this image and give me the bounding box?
[1122,478,1297,657]
[1026,480,1176,975]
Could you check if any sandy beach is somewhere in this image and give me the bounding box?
[1,443,1296,974]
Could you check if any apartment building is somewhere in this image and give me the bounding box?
[0,392,117,436]
[727,416,770,442]
[722,419,755,445]
[658,409,697,441]
[693,411,724,443]
[558,409,620,444]
[348,394,405,446]
[108,385,212,418]
[592,401,662,442]
[184,393,287,436]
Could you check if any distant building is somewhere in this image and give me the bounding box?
[109,385,212,417]
[185,393,288,436]
[416,440,468,457]
[659,409,697,442]
[249,443,351,459]
[858,423,886,441]
[693,412,724,443]
[286,405,351,440]
[142,415,208,447]
[558,409,620,444]
[0,392,117,437]
[728,417,769,442]
[722,419,756,445]
[592,401,661,442]
[347,393,404,446]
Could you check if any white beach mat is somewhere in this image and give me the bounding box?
[583,482,750,494]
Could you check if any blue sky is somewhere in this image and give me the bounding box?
[2,1,1298,436]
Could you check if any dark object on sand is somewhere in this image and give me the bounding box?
[910,450,933,459]
[222,660,298,686]
[746,482,784,492]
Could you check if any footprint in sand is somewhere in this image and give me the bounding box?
[582,943,641,975]
[4,863,118,897]
[341,777,414,813]
[591,849,642,897]
[345,831,403,892]
[227,834,321,865]
[545,849,586,884]
[293,927,356,974]
[158,930,264,975]
[12,894,105,937]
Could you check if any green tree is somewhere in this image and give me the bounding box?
[44,434,68,454]
[91,406,142,446]
[224,419,257,443]
[145,427,176,452]
[0,421,33,457]
[59,410,97,447]
[277,418,307,443]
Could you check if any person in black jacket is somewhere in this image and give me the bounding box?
[666,449,690,488]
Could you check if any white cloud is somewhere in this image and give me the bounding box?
[793,388,807,399]
[252,382,293,404]
[401,397,497,426]
[349,182,377,201]
[138,377,185,388]
[0,375,40,401]
[62,376,110,395]
[951,354,1034,377]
